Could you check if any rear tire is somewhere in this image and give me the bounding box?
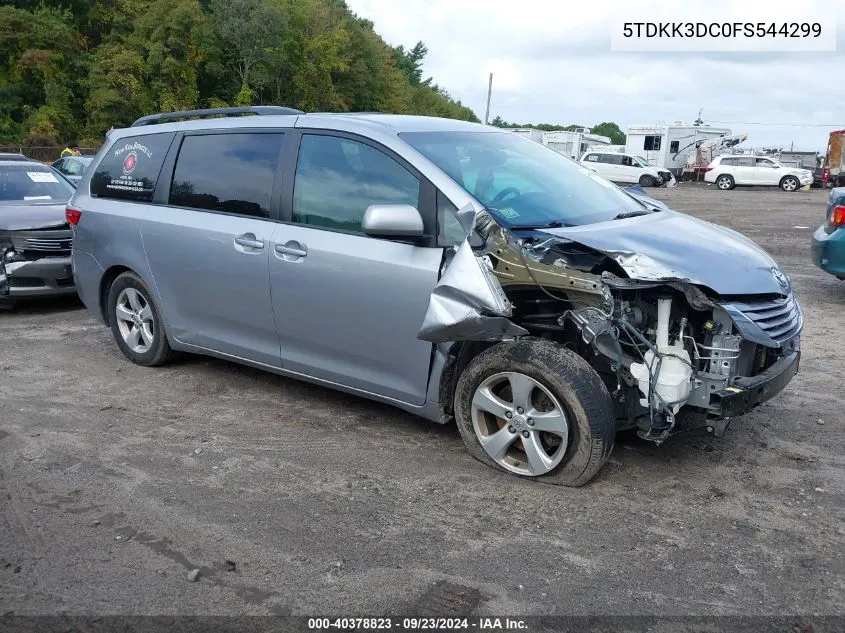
[780,176,800,192]
[107,272,175,366]
[453,338,615,487]
[716,174,735,190]
[639,175,657,187]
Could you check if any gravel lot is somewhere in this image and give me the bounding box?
[1,185,843,619]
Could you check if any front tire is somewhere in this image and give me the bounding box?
[780,176,800,192]
[716,174,735,190]
[107,272,175,366]
[453,339,615,487]
[639,175,657,187]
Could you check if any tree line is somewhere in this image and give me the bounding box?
[489,117,627,145]
[0,0,478,146]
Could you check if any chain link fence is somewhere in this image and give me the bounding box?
[0,146,100,163]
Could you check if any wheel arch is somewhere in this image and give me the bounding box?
[437,340,496,422]
[99,265,133,326]
[715,173,735,187]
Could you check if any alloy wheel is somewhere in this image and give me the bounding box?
[115,287,155,354]
[470,371,569,476]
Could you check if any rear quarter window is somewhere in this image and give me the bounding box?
[90,133,175,202]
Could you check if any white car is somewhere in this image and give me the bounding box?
[579,151,673,187]
[705,155,813,192]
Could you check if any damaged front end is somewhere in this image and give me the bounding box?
[419,205,802,443]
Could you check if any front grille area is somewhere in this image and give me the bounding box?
[724,293,802,345]
[7,229,72,256]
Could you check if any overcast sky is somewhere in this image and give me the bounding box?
[346,0,843,152]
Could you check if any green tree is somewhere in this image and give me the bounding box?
[84,42,152,133]
[133,0,213,112]
[0,5,79,143]
[0,0,480,144]
[393,41,429,86]
[590,121,626,144]
[209,0,286,104]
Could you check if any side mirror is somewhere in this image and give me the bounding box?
[362,204,424,239]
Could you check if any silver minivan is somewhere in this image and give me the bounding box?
[69,107,802,485]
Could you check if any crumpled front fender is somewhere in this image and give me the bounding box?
[417,203,528,343]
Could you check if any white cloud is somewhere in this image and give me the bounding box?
[346,0,844,151]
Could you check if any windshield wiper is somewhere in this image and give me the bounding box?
[507,220,566,230]
[612,210,652,220]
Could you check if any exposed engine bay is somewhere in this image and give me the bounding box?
[419,200,802,443]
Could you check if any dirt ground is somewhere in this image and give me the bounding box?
[1,184,843,618]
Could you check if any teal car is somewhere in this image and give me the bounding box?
[812,187,845,279]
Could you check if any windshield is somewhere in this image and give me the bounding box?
[0,165,74,202]
[401,131,645,227]
[635,156,653,166]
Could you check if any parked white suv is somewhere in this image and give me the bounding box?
[705,155,813,192]
[579,151,673,187]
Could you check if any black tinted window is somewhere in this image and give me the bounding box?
[169,133,283,218]
[644,135,662,151]
[720,157,736,166]
[736,157,755,167]
[293,134,420,233]
[91,133,174,201]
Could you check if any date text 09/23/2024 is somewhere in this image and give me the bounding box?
[307,617,528,630]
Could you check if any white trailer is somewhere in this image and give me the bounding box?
[625,122,732,175]
[507,128,545,143]
[542,129,611,161]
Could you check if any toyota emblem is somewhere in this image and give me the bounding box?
[771,267,789,288]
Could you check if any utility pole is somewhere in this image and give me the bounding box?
[484,73,493,125]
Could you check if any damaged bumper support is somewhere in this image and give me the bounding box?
[711,349,800,418]
[0,256,75,300]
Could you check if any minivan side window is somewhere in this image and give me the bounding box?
[292,134,420,233]
[90,133,175,202]
[169,133,283,219]
[599,154,623,165]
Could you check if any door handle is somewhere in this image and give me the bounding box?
[234,234,264,250]
[275,242,307,258]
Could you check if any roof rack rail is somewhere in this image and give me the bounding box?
[130,106,303,127]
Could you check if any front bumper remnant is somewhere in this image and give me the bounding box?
[0,256,76,299]
[711,350,800,418]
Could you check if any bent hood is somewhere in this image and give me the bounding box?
[542,210,788,296]
[0,202,68,231]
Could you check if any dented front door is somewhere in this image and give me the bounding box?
[269,132,442,405]
[269,224,441,405]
